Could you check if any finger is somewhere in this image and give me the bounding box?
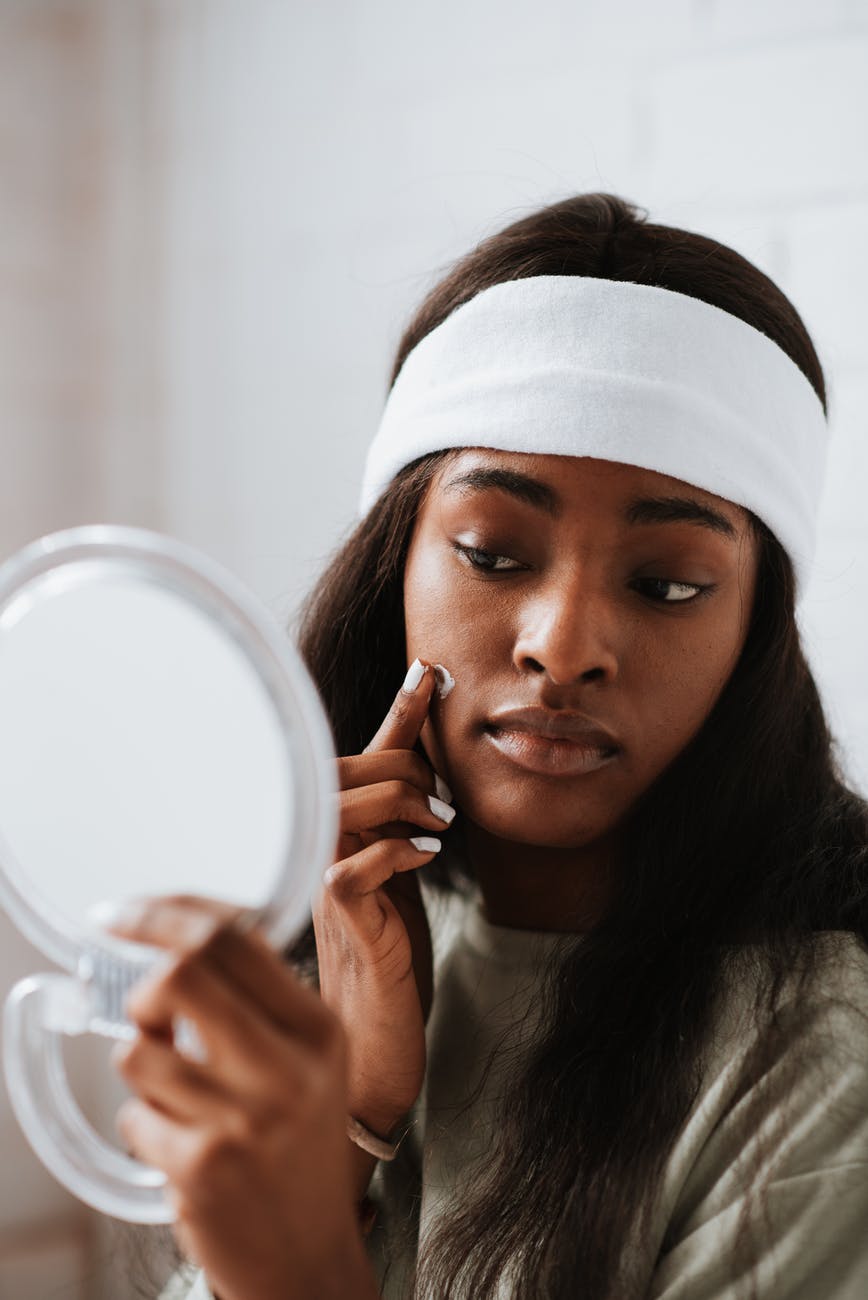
[364,658,437,754]
[357,821,440,844]
[116,904,336,1051]
[125,943,318,1087]
[339,779,455,836]
[112,1032,227,1123]
[320,836,440,937]
[115,1097,206,1191]
[167,918,338,1048]
[94,893,247,954]
[338,749,443,797]
[115,1099,253,1236]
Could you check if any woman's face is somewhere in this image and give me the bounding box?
[403,450,759,850]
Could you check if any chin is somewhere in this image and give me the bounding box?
[460,794,613,850]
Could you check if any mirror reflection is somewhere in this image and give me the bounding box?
[0,572,292,930]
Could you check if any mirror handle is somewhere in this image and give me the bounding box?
[3,974,173,1223]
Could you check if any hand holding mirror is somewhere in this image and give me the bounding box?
[0,526,337,1223]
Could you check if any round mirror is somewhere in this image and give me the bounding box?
[0,526,336,968]
[0,526,337,1221]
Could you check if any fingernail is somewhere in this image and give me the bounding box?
[401,658,426,694]
[86,899,145,930]
[428,795,456,824]
[434,773,453,803]
[433,664,455,699]
[410,836,441,853]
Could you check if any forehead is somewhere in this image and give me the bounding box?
[430,448,750,533]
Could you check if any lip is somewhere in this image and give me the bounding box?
[484,708,621,777]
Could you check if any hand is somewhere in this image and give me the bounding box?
[313,659,455,1140]
[107,897,379,1300]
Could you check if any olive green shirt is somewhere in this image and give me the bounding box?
[164,888,868,1298]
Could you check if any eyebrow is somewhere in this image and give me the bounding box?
[442,466,739,539]
[624,495,738,539]
[445,467,558,513]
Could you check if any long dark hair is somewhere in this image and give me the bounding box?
[296,194,868,1297]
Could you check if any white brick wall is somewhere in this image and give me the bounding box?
[707,0,860,45]
[641,36,868,208]
[142,1,867,799]
[785,199,868,376]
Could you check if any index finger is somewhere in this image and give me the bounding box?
[100,895,330,1042]
[364,657,437,754]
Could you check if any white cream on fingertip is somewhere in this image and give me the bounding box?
[401,658,426,693]
[433,663,455,698]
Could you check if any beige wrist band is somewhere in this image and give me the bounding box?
[346,1115,399,1161]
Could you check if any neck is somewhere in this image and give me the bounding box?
[460,821,622,932]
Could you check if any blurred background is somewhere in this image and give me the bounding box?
[0,1,866,1295]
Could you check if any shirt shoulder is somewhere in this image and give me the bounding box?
[649,931,868,1299]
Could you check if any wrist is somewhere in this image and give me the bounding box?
[301,1224,380,1300]
[210,1226,379,1300]
[319,1230,380,1300]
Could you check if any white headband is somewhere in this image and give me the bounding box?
[360,275,830,597]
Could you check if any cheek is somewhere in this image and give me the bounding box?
[633,619,745,765]
[405,649,503,777]
[403,549,505,676]
[404,555,510,775]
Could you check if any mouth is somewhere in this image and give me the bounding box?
[483,709,621,777]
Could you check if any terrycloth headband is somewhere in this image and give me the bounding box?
[360,275,830,597]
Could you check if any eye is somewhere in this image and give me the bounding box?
[636,578,710,604]
[453,543,524,573]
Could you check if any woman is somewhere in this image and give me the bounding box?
[107,193,868,1299]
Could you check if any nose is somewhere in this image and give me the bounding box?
[512,580,620,687]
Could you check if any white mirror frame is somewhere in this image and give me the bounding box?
[0,526,337,1221]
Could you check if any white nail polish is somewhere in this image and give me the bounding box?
[428,795,456,824]
[401,658,425,694]
[86,899,144,930]
[433,664,455,699]
[434,773,453,803]
[410,836,441,853]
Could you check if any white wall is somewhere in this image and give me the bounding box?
[1,1,866,1295]
[0,3,169,1295]
[150,0,868,786]
[0,4,113,1296]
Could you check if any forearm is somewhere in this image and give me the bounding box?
[349,1138,380,1201]
[283,1231,381,1300]
[205,1228,380,1300]
[329,1235,382,1300]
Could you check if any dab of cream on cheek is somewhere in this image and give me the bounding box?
[433,664,455,699]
